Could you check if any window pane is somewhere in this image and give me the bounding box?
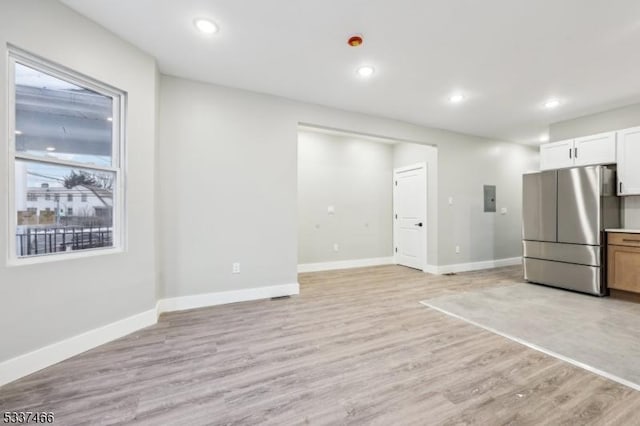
[15,160,115,257]
[14,62,113,167]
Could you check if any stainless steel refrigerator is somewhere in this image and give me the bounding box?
[522,165,620,296]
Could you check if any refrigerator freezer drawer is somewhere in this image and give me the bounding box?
[522,241,601,267]
[523,258,604,296]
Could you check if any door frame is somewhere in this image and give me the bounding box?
[393,162,428,272]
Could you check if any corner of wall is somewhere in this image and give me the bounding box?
[153,63,163,301]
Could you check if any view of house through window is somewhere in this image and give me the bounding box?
[11,53,123,259]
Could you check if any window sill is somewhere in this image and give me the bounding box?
[7,246,124,267]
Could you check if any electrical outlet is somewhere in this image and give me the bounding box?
[232,262,240,274]
[333,243,339,252]
[455,246,460,254]
[449,197,454,205]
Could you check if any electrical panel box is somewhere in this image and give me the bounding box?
[484,185,496,212]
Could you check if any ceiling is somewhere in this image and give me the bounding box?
[61,0,640,144]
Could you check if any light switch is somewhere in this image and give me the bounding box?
[501,207,508,215]
[328,205,335,215]
[448,197,454,206]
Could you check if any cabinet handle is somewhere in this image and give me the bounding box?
[569,148,572,159]
[620,182,623,194]
[622,239,640,243]
[574,147,578,158]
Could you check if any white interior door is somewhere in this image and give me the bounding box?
[394,164,427,270]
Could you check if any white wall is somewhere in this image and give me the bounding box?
[299,105,536,270]
[297,130,394,264]
[0,0,158,363]
[625,198,640,229]
[437,141,538,265]
[550,103,640,142]
[549,102,640,227]
[158,75,536,300]
[157,76,299,297]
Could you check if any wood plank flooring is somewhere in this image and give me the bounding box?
[1,265,639,425]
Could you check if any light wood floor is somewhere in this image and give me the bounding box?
[1,265,639,425]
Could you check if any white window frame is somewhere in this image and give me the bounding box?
[7,47,127,265]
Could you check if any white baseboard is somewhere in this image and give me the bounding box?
[297,257,521,275]
[298,257,394,273]
[422,264,439,274]
[0,282,300,387]
[156,283,300,314]
[0,308,157,387]
[436,257,522,275]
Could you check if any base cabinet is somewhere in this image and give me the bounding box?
[607,233,640,293]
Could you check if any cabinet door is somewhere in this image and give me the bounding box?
[574,132,616,166]
[540,139,574,170]
[608,244,640,293]
[617,127,640,195]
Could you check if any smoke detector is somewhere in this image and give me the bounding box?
[348,35,363,47]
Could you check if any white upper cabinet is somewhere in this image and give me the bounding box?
[574,132,616,166]
[540,131,616,171]
[617,126,640,196]
[540,139,574,170]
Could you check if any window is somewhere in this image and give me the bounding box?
[9,48,125,260]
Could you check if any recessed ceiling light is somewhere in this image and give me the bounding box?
[449,93,466,104]
[194,18,219,35]
[544,98,561,109]
[107,117,113,122]
[46,146,56,152]
[356,65,375,78]
[14,130,22,135]
[539,134,550,143]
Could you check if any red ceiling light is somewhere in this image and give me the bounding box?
[348,35,363,47]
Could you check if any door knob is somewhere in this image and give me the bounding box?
[415,222,423,227]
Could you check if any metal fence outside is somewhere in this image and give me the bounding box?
[16,226,113,257]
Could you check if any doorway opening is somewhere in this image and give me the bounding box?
[297,124,437,274]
